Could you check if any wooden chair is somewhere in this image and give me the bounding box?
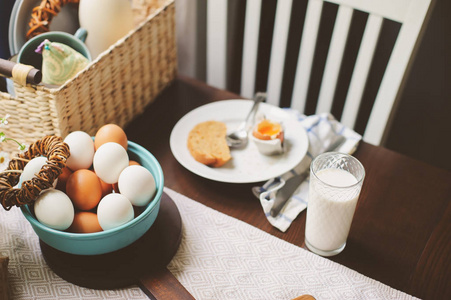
[177,0,434,145]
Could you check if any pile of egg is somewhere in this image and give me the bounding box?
[22,124,157,233]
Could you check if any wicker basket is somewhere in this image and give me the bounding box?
[0,0,177,153]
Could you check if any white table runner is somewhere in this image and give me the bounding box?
[0,187,418,299]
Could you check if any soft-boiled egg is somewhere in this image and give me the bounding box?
[252,119,284,141]
[251,119,285,155]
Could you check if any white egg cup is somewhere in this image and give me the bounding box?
[250,133,284,155]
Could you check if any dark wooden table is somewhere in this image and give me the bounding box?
[125,75,451,300]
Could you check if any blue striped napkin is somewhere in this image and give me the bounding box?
[253,111,362,232]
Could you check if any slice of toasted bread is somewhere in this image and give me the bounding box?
[187,121,231,167]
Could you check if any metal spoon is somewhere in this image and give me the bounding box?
[226,92,267,148]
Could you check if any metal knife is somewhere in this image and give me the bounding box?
[270,135,347,217]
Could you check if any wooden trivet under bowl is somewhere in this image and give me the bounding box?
[40,192,186,297]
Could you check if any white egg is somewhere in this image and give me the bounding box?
[93,142,129,184]
[20,156,57,188]
[118,165,156,206]
[64,131,95,171]
[97,193,134,230]
[34,189,75,230]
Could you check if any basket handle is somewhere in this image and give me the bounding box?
[0,58,42,85]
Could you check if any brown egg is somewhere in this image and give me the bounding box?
[56,167,73,193]
[252,119,284,142]
[68,211,103,233]
[99,179,114,198]
[129,160,140,166]
[66,169,102,211]
[113,182,119,193]
[94,124,128,150]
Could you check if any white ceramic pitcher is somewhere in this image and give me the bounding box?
[78,0,134,59]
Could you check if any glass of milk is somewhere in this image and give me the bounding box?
[305,152,365,256]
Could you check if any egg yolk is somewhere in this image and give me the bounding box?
[253,119,283,141]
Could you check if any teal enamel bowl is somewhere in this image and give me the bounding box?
[20,141,164,255]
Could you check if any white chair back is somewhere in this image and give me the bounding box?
[177,0,434,145]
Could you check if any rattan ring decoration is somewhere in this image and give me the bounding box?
[27,0,80,40]
[0,136,70,211]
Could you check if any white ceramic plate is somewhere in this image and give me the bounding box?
[170,100,309,183]
[9,0,80,55]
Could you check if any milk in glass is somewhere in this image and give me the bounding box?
[305,168,360,255]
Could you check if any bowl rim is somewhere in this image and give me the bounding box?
[20,140,164,240]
